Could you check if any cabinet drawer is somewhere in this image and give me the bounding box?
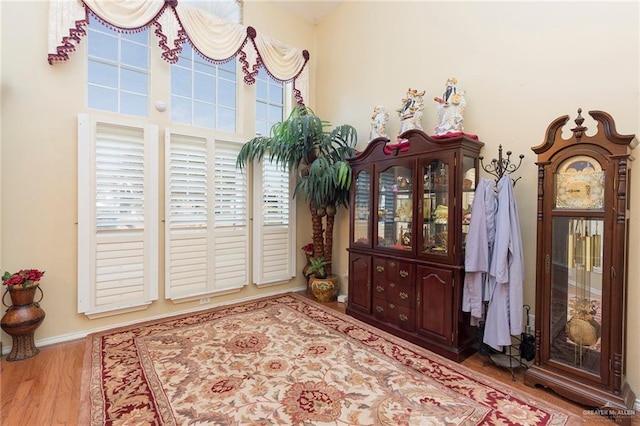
[372,297,387,321]
[374,258,414,284]
[389,284,415,308]
[390,306,415,332]
[388,260,414,286]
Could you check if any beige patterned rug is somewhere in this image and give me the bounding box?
[79,293,582,425]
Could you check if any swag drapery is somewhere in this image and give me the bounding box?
[47,0,310,104]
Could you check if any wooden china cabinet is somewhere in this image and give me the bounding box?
[346,129,483,362]
[524,109,637,410]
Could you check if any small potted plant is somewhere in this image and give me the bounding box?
[304,257,338,302]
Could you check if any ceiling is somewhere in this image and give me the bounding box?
[268,1,344,24]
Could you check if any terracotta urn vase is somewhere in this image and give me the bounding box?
[309,274,339,303]
[1,284,46,361]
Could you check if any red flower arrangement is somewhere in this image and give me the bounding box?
[301,243,314,256]
[2,269,45,288]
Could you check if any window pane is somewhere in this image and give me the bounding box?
[218,80,236,108]
[218,107,235,132]
[88,32,118,61]
[194,73,215,101]
[121,41,149,69]
[172,67,192,98]
[256,120,268,137]
[269,105,283,124]
[256,82,267,100]
[88,61,118,87]
[121,69,148,95]
[256,102,267,121]
[122,30,148,44]
[88,86,118,112]
[219,60,236,73]
[178,44,193,66]
[269,82,283,104]
[195,57,216,74]
[194,101,215,129]
[171,96,192,124]
[121,92,147,117]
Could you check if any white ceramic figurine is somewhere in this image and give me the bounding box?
[434,77,466,136]
[369,105,389,140]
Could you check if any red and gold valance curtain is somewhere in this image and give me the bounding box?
[48,0,310,104]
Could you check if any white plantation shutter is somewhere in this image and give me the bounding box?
[213,142,249,288]
[165,132,248,300]
[165,131,209,299]
[253,160,295,285]
[78,114,158,316]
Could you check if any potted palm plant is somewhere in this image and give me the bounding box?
[236,105,357,301]
[303,257,339,302]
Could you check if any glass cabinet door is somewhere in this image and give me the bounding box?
[422,159,449,255]
[353,170,371,246]
[461,155,476,252]
[376,165,412,251]
[550,217,604,377]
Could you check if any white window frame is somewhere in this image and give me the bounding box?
[86,14,150,117]
[77,113,159,318]
[170,43,238,131]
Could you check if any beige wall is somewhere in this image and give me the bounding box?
[2,0,639,402]
[0,1,315,344]
[314,1,639,396]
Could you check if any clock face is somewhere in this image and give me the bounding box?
[555,156,605,210]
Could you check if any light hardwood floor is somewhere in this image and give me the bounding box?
[1,296,637,425]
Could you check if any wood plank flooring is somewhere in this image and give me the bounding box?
[1,295,636,425]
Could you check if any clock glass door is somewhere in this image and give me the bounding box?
[550,216,604,376]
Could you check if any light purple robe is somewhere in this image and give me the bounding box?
[483,176,524,351]
[462,178,496,326]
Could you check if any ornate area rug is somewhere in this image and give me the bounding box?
[80,293,582,425]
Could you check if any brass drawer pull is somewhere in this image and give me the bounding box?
[390,262,396,267]
[399,292,408,300]
[399,314,408,321]
[375,305,384,312]
[376,265,384,272]
[389,282,396,288]
[389,303,395,309]
[376,285,384,292]
[400,270,408,278]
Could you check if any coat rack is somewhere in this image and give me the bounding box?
[479,145,524,186]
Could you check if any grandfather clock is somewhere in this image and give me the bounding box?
[524,109,637,410]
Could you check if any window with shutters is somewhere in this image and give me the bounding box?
[253,69,296,286]
[82,16,298,309]
[77,113,158,317]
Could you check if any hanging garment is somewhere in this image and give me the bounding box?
[483,175,524,351]
[462,178,496,326]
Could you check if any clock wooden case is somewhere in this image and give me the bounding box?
[524,109,637,409]
[346,129,483,361]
